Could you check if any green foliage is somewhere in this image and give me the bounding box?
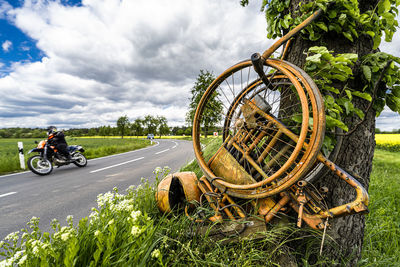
[304,47,360,151]
[264,0,400,49]
[116,115,129,139]
[304,46,400,151]
[186,70,223,138]
[361,52,400,115]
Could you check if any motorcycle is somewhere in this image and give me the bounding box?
[27,140,87,176]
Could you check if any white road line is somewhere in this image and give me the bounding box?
[155,149,170,155]
[0,192,17,198]
[171,141,178,149]
[89,141,159,161]
[0,171,30,179]
[90,157,144,173]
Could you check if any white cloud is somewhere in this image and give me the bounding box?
[0,0,399,131]
[2,40,12,52]
[0,0,271,128]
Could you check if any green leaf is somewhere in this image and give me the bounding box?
[328,10,337,18]
[345,89,353,100]
[373,33,382,49]
[354,108,365,120]
[309,46,330,55]
[343,32,354,42]
[392,86,400,98]
[352,91,373,101]
[306,54,322,63]
[365,31,375,38]
[331,74,347,81]
[316,22,328,32]
[326,115,349,131]
[362,65,372,82]
[386,94,400,112]
[339,13,347,26]
[323,85,340,94]
[383,0,391,12]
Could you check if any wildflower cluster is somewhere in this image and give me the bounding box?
[0,166,172,266]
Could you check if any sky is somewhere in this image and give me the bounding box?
[0,0,399,131]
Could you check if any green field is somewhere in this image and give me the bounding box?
[0,137,152,175]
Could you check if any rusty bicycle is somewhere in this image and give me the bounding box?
[156,6,369,235]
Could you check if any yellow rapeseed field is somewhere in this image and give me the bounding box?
[375,134,400,151]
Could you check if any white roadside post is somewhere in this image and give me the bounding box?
[18,142,25,169]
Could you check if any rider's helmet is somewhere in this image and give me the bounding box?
[47,126,57,136]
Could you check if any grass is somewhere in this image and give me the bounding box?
[360,149,400,265]
[0,137,152,175]
[0,138,399,265]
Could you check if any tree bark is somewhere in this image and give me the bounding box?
[284,0,377,264]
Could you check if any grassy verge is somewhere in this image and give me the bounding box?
[1,149,398,266]
[360,149,400,265]
[0,137,152,175]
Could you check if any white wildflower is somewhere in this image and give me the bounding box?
[61,233,70,241]
[0,258,12,267]
[5,231,19,241]
[154,167,162,174]
[94,230,101,237]
[32,246,39,255]
[130,210,141,223]
[131,226,142,237]
[18,255,27,265]
[108,219,114,225]
[151,249,161,259]
[97,192,114,207]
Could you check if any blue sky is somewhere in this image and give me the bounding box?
[0,0,399,130]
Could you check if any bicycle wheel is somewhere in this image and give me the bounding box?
[192,58,325,199]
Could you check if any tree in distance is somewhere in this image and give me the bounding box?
[186,70,223,138]
[116,115,129,139]
[131,118,144,138]
[157,116,170,138]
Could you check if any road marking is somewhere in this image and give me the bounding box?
[0,171,30,179]
[89,141,159,161]
[171,141,178,149]
[0,192,17,198]
[90,157,144,173]
[155,149,170,155]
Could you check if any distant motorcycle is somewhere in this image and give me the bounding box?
[27,140,87,175]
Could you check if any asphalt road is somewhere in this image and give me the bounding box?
[0,139,194,240]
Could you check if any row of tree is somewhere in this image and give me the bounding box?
[116,115,169,138]
[0,115,178,139]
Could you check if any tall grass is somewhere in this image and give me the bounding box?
[0,137,151,175]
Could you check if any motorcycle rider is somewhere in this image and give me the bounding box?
[47,126,73,162]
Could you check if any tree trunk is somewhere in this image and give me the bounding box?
[284,0,377,264]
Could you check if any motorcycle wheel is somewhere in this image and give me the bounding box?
[72,152,87,167]
[28,155,53,176]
